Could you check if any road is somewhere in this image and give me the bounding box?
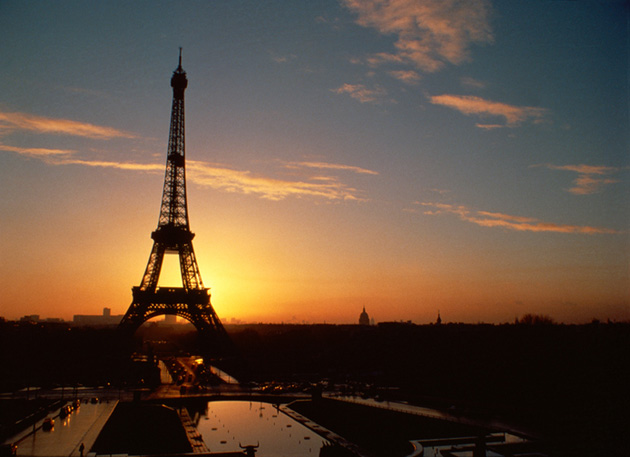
[1,386,133,402]
[6,400,117,457]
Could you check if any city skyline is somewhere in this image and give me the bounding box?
[0,1,628,324]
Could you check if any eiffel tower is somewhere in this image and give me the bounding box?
[119,51,234,362]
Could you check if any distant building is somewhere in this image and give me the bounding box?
[16,315,65,324]
[73,307,122,326]
[436,310,442,325]
[359,306,370,325]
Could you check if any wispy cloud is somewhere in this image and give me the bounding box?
[187,160,365,201]
[1,142,162,171]
[534,163,623,195]
[430,188,451,195]
[47,157,164,172]
[270,52,297,63]
[343,0,494,72]
[388,70,421,84]
[420,202,622,235]
[0,143,75,156]
[284,161,379,175]
[2,105,376,201]
[365,52,406,67]
[475,123,504,130]
[0,111,136,139]
[429,94,547,127]
[315,14,342,29]
[460,76,486,90]
[331,83,389,104]
[21,150,370,201]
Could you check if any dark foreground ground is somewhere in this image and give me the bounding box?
[289,398,489,457]
[91,402,191,455]
[229,321,629,456]
[1,320,628,456]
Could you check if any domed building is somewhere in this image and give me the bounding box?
[359,306,370,326]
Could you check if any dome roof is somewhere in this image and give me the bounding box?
[359,306,370,325]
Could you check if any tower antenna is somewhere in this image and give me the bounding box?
[178,47,182,67]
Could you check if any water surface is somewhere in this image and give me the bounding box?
[197,401,327,456]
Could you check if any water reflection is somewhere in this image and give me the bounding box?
[197,401,327,456]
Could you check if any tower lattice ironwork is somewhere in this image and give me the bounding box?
[119,51,233,361]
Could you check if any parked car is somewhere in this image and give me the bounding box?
[42,417,54,431]
[59,405,72,418]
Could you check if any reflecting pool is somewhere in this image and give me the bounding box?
[197,401,327,456]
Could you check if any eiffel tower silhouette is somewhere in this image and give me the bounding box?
[119,51,234,362]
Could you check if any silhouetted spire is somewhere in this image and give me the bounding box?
[171,49,188,98]
[359,306,370,325]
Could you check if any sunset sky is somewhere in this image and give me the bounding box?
[0,1,628,324]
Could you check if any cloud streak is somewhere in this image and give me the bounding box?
[0,143,75,156]
[17,148,370,202]
[534,163,623,195]
[343,0,493,72]
[46,157,164,172]
[332,83,389,104]
[420,202,622,235]
[0,111,136,139]
[284,161,379,175]
[460,76,486,90]
[388,70,421,84]
[187,160,365,201]
[429,94,547,127]
[475,123,504,130]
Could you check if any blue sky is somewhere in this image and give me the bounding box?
[0,0,628,324]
